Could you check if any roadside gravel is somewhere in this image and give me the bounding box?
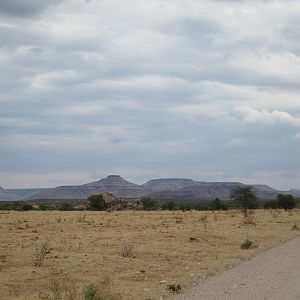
[173,236,300,300]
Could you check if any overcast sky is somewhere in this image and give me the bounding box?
[0,0,300,189]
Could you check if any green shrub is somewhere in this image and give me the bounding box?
[87,195,107,211]
[37,203,51,211]
[209,198,227,210]
[83,284,99,300]
[141,198,160,210]
[167,284,181,293]
[179,203,193,211]
[58,202,74,211]
[263,200,278,209]
[240,239,256,250]
[162,201,176,210]
[21,203,33,211]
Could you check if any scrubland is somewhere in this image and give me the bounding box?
[0,209,300,300]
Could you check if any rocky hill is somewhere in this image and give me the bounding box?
[0,187,20,201]
[7,188,44,198]
[27,175,152,200]
[147,182,278,201]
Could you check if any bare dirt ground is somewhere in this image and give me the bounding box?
[173,235,300,300]
[0,209,300,300]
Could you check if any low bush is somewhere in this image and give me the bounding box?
[83,284,99,300]
[240,239,256,250]
[167,284,181,293]
[119,241,134,258]
[34,240,49,267]
[59,202,74,211]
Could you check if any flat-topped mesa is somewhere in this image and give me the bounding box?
[10,175,287,202]
[142,178,195,190]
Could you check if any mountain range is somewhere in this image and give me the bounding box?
[1,175,299,202]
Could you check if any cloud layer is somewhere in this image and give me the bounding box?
[1,0,300,189]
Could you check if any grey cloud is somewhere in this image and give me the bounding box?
[0,0,63,18]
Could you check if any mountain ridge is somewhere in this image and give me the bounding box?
[0,175,298,202]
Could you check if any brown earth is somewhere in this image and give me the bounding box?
[0,209,300,300]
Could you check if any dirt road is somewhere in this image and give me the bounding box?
[174,236,300,300]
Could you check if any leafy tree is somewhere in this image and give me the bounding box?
[20,203,33,211]
[209,198,227,210]
[263,200,278,209]
[230,187,258,212]
[277,194,296,210]
[87,194,107,211]
[59,202,74,211]
[179,202,193,211]
[37,203,50,211]
[162,201,176,210]
[141,198,160,210]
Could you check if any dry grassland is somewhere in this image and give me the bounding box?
[0,209,300,300]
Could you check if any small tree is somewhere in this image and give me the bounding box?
[264,200,278,209]
[277,194,296,210]
[209,198,226,210]
[230,187,258,214]
[87,194,107,211]
[59,202,74,211]
[162,201,176,210]
[141,198,160,210]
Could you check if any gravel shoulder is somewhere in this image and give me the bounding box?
[173,235,300,300]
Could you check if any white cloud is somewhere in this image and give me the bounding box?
[231,52,300,84]
[30,70,81,89]
[233,106,300,127]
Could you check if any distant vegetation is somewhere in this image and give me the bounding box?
[0,189,299,212]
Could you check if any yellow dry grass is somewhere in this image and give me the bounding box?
[0,209,300,300]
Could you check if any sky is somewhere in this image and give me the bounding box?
[0,0,300,190]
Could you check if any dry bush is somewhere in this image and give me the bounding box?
[243,214,257,226]
[175,216,183,224]
[292,223,299,231]
[119,240,134,258]
[229,211,236,217]
[56,216,62,223]
[213,213,218,222]
[200,215,208,228]
[34,240,50,267]
[39,277,78,300]
[271,209,281,218]
[77,215,86,223]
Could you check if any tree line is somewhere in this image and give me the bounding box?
[0,187,298,211]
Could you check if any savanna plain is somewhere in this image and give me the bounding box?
[1,209,300,300]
